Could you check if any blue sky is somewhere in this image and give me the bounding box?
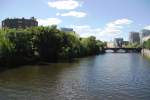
[1,0,150,41]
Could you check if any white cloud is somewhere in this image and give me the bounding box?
[101,18,133,35]
[144,25,150,30]
[48,0,81,10]
[70,25,101,38]
[69,18,133,41]
[56,11,86,18]
[37,18,62,26]
[112,18,133,25]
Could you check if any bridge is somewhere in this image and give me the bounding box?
[103,47,142,53]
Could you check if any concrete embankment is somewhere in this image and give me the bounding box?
[142,49,150,59]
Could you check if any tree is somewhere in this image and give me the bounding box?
[30,26,63,61]
[143,39,150,49]
[0,26,105,65]
[6,29,34,57]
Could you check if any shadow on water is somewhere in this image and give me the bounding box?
[0,56,84,73]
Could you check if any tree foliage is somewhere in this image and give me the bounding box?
[125,43,141,48]
[0,26,105,65]
[143,39,150,49]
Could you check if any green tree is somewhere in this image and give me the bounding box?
[30,26,63,61]
[143,39,150,49]
[0,26,105,65]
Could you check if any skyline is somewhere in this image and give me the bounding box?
[1,0,150,41]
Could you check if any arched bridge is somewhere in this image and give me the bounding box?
[104,47,142,53]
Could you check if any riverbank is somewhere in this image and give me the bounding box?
[142,49,150,59]
[0,52,104,69]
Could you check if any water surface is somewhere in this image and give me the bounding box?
[0,53,150,100]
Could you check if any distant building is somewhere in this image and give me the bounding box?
[60,28,74,33]
[141,29,150,37]
[114,38,124,48]
[2,17,38,29]
[140,29,150,43]
[142,36,150,42]
[107,42,115,48]
[129,32,140,44]
[122,41,129,47]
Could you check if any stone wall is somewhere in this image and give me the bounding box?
[142,49,150,58]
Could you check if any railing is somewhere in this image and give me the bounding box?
[103,47,142,53]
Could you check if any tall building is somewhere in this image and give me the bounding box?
[129,32,140,44]
[60,28,74,33]
[114,38,123,48]
[2,17,38,29]
[141,29,150,37]
[140,29,150,43]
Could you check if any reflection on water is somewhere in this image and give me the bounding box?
[0,54,150,100]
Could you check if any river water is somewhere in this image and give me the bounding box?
[0,53,150,100]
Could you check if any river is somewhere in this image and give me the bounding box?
[0,53,150,100]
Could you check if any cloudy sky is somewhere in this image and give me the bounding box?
[1,0,150,41]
